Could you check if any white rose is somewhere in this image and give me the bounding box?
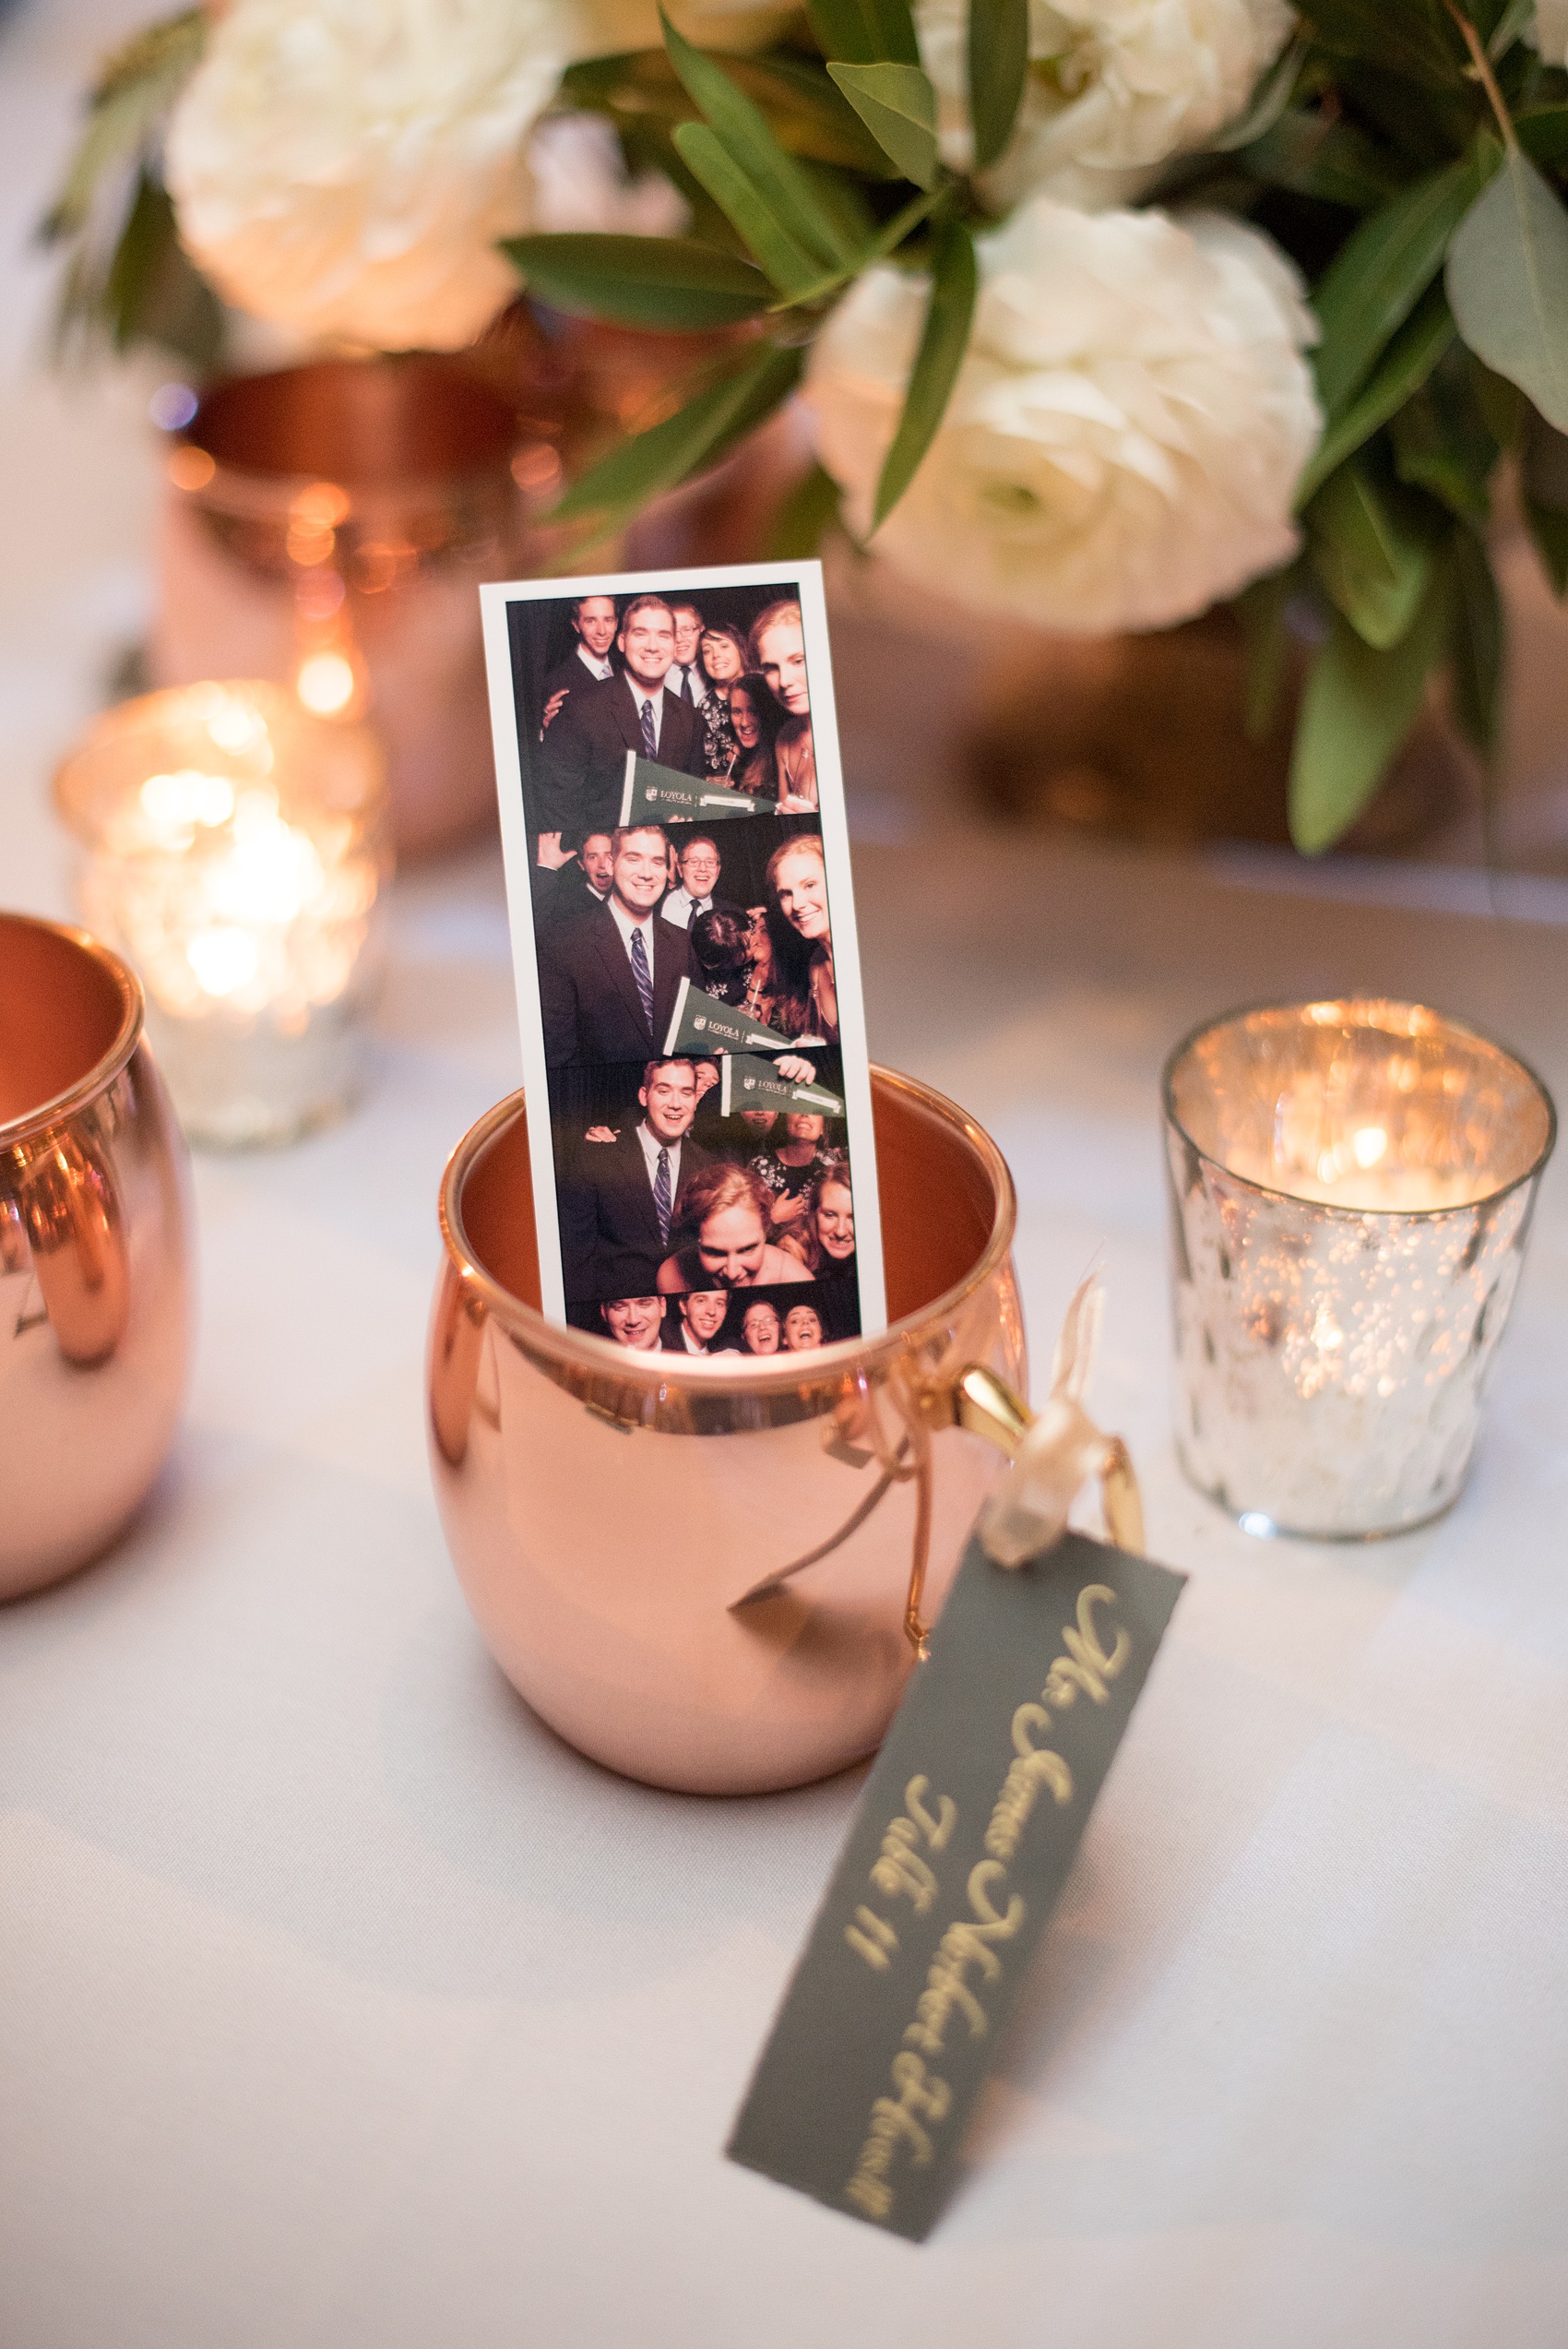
[167,0,571,352]
[914,0,1296,210]
[805,198,1321,635]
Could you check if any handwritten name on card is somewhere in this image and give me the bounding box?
[727,1530,1185,2240]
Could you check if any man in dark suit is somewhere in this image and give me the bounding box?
[540,823,694,1070]
[538,828,613,934]
[662,1288,731,1354]
[559,1057,713,1302]
[535,594,706,845]
[540,593,619,734]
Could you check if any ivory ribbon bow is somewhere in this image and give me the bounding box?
[977,1274,1143,1567]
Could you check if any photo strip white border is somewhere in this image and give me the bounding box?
[480,557,887,1337]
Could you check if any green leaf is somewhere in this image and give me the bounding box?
[1521,402,1568,591]
[1515,107,1568,168]
[59,164,223,372]
[1234,564,1298,742]
[733,53,903,170]
[40,7,206,242]
[826,62,938,187]
[561,50,892,176]
[769,460,843,557]
[795,157,879,254]
[1306,454,1442,648]
[1467,350,1525,447]
[1289,570,1450,853]
[772,177,945,308]
[499,233,770,331]
[1235,110,1408,211]
[553,342,803,527]
[1447,529,1503,760]
[873,217,977,526]
[1295,283,1455,505]
[1301,0,1470,91]
[661,12,858,273]
[671,123,829,297]
[1525,496,1568,593]
[1447,144,1568,434]
[1488,0,1538,60]
[968,0,1028,173]
[806,0,920,66]
[1313,152,1489,415]
[1390,354,1499,520]
[1205,34,1306,152]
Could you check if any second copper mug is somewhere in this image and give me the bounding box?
[428,1067,1031,1795]
[1,912,194,1599]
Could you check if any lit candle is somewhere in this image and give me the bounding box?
[54,682,389,1148]
[1162,998,1555,1540]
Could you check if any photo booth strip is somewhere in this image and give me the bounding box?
[480,559,886,1341]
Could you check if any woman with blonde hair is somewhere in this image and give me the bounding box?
[779,1171,856,1283]
[657,1161,811,1293]
[764,831,837,1044]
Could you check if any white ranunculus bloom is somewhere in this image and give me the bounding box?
[167,0,572,352]
[914,0,1296,210]
[805,198,1322,635]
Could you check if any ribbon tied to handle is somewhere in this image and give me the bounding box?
[965,1275,1144,1568]
[730,1274,1143,1647]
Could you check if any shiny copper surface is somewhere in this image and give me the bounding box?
[0,914,194,1599]
[189,357,521,485]
[155,355,529,858]
[428,1066,1028,1795]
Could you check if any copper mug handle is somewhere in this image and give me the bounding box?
[951,1365,1145,1549]
[15,1127,130,1366]
[754,1357,1145,1656]
[895,1364,1144,1655]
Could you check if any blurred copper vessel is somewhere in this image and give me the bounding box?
[152,354,530,857]
[428,1067,1028,1795]
[0,913,194,1599]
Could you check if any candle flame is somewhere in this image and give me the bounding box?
[140,769,235,835]
[296,651,358,717]
[186,925,260,997]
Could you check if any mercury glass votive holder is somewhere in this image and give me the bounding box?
[54,682,390,1149]
[1163,999,1556,1539]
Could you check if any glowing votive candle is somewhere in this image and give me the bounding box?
[54,682,389,1147]
[1163,999,1556,1539]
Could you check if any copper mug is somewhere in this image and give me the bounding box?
[0,913,194,1599]
[427,1067,1036,1795]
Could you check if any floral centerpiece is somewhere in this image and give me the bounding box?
[46,0,1568,850]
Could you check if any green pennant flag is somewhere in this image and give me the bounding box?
[719,1053,844,1120]
[620,750,761,826]
[663,978,796,1057]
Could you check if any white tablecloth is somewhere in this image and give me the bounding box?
[4,6,1568,2339]
[5,824,1566,2349]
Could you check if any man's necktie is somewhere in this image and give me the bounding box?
[654,1147,672,1245]
[678,667,694,705]
[629,925,655,1034]
[639,697,657,757]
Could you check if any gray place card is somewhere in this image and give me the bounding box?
[727,1528,1186,2240]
